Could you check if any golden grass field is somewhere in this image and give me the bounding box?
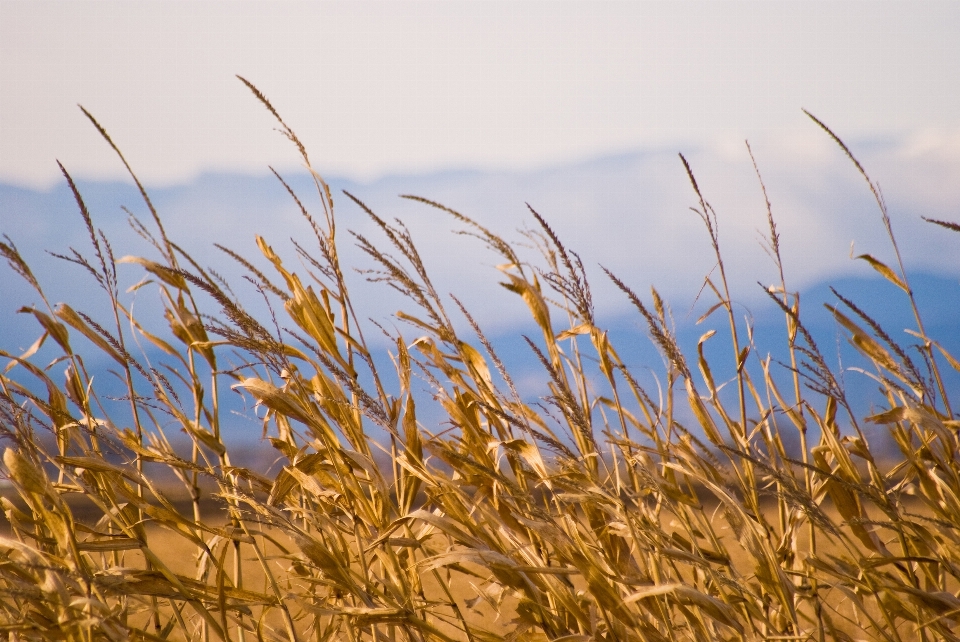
[3,80,960,641]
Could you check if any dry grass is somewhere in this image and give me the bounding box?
[2,79,960,641]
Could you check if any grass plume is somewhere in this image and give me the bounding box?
[1,81,959,641]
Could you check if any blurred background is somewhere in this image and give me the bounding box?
[2,1,960,446]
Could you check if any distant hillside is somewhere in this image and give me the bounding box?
[3,151,959,445]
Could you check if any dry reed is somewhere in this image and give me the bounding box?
[1,79,959,641]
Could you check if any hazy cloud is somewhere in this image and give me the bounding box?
[2,2,959,187]
[3,131,959,354]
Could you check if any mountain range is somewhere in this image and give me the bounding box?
[2,147,959,446]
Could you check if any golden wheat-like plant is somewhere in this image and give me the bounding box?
[1,79,959,641]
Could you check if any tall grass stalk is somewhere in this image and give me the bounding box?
[1,81,959,641]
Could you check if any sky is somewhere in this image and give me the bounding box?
[3,1,960,444]
[3,1,960,187]
[2,1,960,341]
